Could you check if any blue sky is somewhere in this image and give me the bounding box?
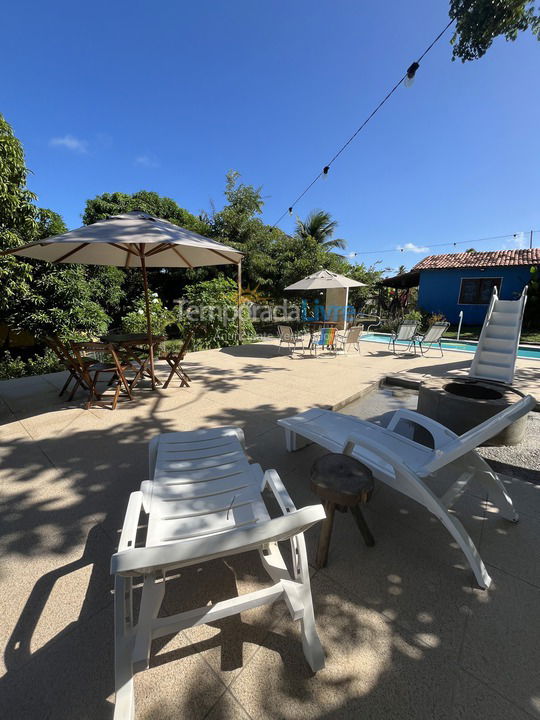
[3,0,539,273]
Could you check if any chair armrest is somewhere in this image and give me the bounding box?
[263,469,297,514]
[117,491,144,552]
[385,408,456,447]
[342,433,411,472]
[111,504,326,576]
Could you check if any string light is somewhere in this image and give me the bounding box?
[404,61,420,88]
[273,17,455,227]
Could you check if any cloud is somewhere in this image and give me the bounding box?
[347,251,357,258]
[135,153,159,168]
[49,134,88,153]
[396,242,429,254]
[510,232,527,249]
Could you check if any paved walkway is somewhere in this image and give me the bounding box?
[0,339,539,719]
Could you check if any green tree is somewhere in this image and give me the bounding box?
[82,190,210,234]
[0,115,123,361]
[451,0,540,61]
[294,210,347,252]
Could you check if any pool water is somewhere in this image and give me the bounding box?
[361,332,540,360]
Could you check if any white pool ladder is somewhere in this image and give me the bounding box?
[469,286,527,385]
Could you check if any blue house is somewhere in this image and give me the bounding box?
[412,249,539,325]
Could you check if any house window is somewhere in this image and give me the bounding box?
[458,277,502,304]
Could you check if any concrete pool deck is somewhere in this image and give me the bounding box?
[0,339,539,719]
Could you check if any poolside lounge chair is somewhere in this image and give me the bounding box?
[336,325,363,354]
[278,394,536,589]
[415,321,449,356]
[111,427,326,719]
[388,322,418,354]
[277,325,305,354]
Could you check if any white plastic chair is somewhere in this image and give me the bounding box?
[336,325,363,354]
[277,325,305,354]
[111,427,325,719]
[278,395,536,589]
[388,322,418,354]
[416,321,450,356]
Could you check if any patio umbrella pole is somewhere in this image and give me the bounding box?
[139,247,156,390]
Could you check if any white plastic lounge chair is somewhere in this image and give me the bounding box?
[415,321,450,356]
[111,427,325,719]
[277,325,305,354]
[336,325,363,354]
[388,322,418,354]
[278,394,536,589]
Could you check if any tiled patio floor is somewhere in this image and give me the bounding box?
[0,339,539,719]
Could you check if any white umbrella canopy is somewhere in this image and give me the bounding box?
[6,211,243,267]
[284,269,366,291]
[2,212,244,389]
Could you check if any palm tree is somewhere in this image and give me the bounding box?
[295,210,347,251]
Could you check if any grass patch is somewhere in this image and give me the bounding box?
[445,326,540,344]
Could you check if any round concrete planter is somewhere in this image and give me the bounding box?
[417,377,527,446]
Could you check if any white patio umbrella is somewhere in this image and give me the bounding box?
[285,269,366,328]
[1,211,243,388]
[284,269,366,291]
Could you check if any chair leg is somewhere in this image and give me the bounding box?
[59,371,74,396]
[292,533,325,671]
[114,575,135,720]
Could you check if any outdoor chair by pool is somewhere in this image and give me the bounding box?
[415,321,450,356]
[278,393,536,589]
[311,327,337,356]
[111,427,325,719]
[71,341,133,410]
[388,322,418,354]
[162,330,193,389]
[336,325,363,354]
[277,325,305,354]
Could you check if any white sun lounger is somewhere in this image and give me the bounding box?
[111,426,325,719]
[278,394,536,589]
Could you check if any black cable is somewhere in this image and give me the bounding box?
[273,17,455,227]
[348,231,538,258]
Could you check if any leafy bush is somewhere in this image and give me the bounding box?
[180,275,256,349]
[121,293,177,336]
[0,349,61,381]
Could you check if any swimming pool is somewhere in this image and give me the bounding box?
[361,332,540,360]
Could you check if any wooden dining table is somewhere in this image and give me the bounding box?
[100,333,166,389]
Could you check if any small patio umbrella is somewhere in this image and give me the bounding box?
[1,211,243,388]
[285,269,366,327]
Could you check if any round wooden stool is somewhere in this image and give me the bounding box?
[310,453,375,569]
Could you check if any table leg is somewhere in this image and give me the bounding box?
[316,502,335,569]
[350,505,375,547]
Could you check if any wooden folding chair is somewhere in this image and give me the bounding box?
[71,342,134,410]
[44,336,94,400]
[162,331,193,389]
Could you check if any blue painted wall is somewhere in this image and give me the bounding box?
[417,266,532,325]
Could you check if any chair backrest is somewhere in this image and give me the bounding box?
[45,335,80,372]
[422,322,449,343]
[317,327,336,346]
[278,325,294,342]
[177,330,193,359]
[71,341,122,371]
[396,323,417,341]
[345,325,363,343]
[422,393,536,475]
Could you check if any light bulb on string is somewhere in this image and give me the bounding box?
[288,207,293,216]
[322,166,330,180]
[404,62,419,88]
